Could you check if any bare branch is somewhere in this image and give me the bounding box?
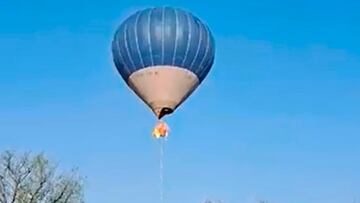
[0,175,7,203]
[4,153,17,184]
[51,183,69,203]
[63,190,74,203]
[29,178,47,203]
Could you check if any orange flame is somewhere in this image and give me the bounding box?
[152,121,169,139]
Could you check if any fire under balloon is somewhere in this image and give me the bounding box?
[152,120,170,139]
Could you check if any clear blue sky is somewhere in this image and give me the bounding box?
[1,0,360,203]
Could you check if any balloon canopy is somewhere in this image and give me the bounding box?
[112,7,215,118]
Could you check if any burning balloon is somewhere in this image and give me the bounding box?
[112,7,215,137]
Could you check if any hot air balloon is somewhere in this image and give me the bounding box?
[112,7,215,138]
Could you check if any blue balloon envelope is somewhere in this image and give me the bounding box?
[112,7,215,118]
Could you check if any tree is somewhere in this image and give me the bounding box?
[0,151,84,203]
